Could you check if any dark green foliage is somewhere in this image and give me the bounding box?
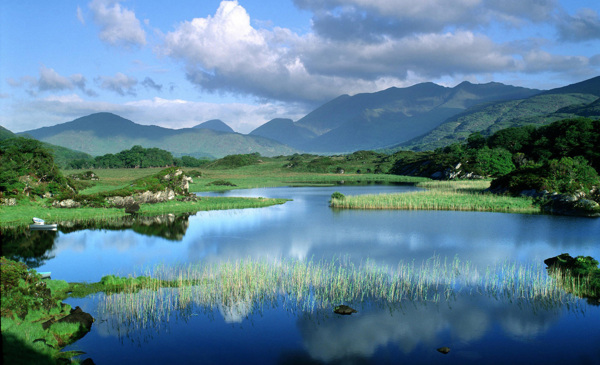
[0,257,54,319]
[472,147,515,176]
[175,155,210,167]
[93,145,174,168]
[331,192,345,200]
[0,137,73,198]
[186,170,202,177]
[205,153,261,169]
[488,126,536,153]
[207,180,237,187]
[545,253,600,299]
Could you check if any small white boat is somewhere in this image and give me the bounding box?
[30,224,58,230]
[38,272,51,279]
[30,217,58,230]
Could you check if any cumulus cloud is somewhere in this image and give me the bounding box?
[7,66,97,97]
[141,77,162,92]
[89,0,146,49]
[96,72,138,96]
[556,8,600,42]
[162,1,432,104]
[159,0,599,106]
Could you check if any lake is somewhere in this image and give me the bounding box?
[7,184,600,364]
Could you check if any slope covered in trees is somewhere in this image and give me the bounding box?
[390,118,600,201]
[0,138,74,198]
[67,145,209,169]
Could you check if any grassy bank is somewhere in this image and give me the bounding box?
[330,180,540,214]
[0,196,288,228]
[1,257,90,365]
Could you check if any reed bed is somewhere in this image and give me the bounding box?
[330,180,539,213]
[98,256,586,329]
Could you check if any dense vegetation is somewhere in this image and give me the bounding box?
[1,257,91,364]
[0,138,75,199]
[66,145,209,169]
[390,118,600,200]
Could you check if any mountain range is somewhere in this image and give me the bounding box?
[17,113,296,159]
[8,76,600,158]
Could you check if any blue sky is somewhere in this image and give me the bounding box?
[1,0,599,133]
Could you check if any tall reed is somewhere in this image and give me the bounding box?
[98,255,587,331]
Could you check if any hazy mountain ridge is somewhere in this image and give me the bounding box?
[19,113,296,159]
[252,81,541,153]
[15,76,600,157]
[193,119,235,133]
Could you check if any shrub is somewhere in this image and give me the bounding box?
[331,191,345,200]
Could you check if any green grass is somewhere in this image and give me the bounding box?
[330,180,540,213]
[0,196,288,228]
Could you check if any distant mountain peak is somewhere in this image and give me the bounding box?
[193,119,235,133]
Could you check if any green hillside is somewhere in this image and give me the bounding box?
[2,125,93,168]
[0,126,17,140]
[291,81,540,153]
[399,93,599,151]
[20,113,297,158]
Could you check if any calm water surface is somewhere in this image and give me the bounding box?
[10,185,600,364]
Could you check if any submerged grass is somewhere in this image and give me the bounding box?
[98,256,587,329]
[330,180,539,213]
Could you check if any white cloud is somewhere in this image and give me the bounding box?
[96,72,138,96]
[159,0,599,107]
[162,1,431,104]
[89,0,146,49]
[77,5,85,25]
[8,66,97,97]
[556,8,600,42]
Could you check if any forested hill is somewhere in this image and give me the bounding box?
[398,76,600,151]
[390,118,600,212]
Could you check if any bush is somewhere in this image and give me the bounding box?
[207,180,237,187]
[0,257,54,319]
[331,191,345,200]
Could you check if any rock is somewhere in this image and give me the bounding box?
[52,199,81,208]
[1,198,17,206]
[42,306,94,331]
[125,202,140,214]
[333,305,357,315]
[437,347,450,354]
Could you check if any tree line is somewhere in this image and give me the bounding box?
[391,118,599,196]
[66,145,209,169]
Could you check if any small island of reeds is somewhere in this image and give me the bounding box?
[329,180,540,214]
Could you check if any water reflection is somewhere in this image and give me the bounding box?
[4,185,599,285]
[84,290,597,365]
[0,227,57,268]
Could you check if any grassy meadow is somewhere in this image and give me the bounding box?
[330,179,540,214]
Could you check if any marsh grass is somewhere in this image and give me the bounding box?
[98,256,587,330]
[330,180,539,213]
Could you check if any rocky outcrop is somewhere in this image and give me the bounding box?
[542,193,600,217]
[105,189,177,207]
[53,169,196,208]
[53,199,82,208]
